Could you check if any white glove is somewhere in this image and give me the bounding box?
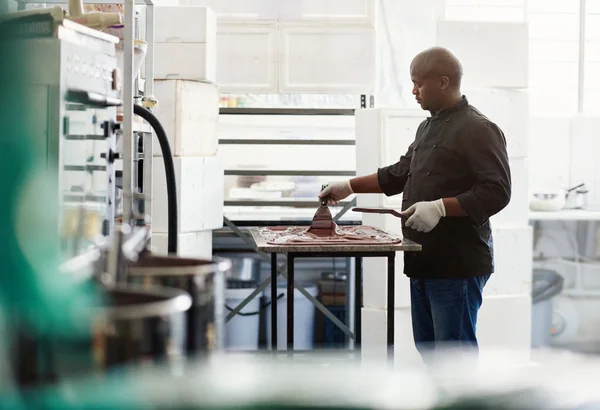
[401,199,446,233]
[318,181,354,205]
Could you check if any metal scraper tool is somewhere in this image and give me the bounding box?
[307,184,336,237]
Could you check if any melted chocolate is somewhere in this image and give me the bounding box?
[306,205,336,237]
[260,226,402,246]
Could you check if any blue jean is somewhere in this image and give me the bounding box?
[410,274,490,360]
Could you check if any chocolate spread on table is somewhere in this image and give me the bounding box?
[260,226,402,246]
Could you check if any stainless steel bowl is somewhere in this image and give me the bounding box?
[127,254,232,356]
[14,285,192,387]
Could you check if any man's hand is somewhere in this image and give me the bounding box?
[401,199,446,232]
[318,181,354,205]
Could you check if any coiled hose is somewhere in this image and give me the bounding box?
[133,104,178,254]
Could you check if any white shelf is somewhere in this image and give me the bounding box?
[16,0,153,5]
[529,210,600,221]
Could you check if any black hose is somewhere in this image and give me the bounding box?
[133,104,178,254]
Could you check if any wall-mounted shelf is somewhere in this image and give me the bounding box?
[529,210,600,221]
[220,101,369,225]
[220,107,355,116]
[224,199,353,208]
[219,99,374,219]
[225,170,355,177]
[16,0,152,4]
[219,139,355,146]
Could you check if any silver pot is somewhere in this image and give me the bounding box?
[127,254,231,356]
[14,285,192,386]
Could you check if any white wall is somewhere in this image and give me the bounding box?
[374,0,446,107]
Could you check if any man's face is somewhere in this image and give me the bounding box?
[411,71,443,112]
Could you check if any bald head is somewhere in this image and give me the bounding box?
[410,47,463,90]
[410,47,464,112]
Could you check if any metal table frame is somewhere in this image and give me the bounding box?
[249,227,421,361]
[273,251,395,359]
[221,200,358,331]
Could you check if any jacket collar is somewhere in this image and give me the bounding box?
[429,95,468,119]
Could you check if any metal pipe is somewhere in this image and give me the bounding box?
[123,0,135,224]
[144,3,154,98]
[121,226,150,261]
[386,253,395,363]
[286,255,295,354]
[578,0,587,113]
[67,0,83,16]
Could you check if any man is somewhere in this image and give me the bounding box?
[319,46,511,359]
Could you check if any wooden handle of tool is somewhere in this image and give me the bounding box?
[352,207,403,218]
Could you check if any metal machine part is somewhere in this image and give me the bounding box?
[2,15,121,260]
[128,255,232,355]
[13,283,191,386]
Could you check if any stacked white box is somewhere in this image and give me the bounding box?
[484,226,533,297]
[436,20,528,89]
[490,158,529,227]
[463,88,528,159]
[149,6,221,259]
[478,294,532,363]
[153,6,217,82]
[436,20,532,357]
[152,156,223,233]
[152,80,219,157]
[152,231,213,259]
[354,108,426,208]
[361,307,423,367]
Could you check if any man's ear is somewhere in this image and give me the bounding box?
[439,76,450,90]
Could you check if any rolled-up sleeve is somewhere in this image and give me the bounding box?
[377,142,414,197]
[455,120,511,227]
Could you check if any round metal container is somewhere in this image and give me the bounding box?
[14,285,192,387]
[127,254,231,356]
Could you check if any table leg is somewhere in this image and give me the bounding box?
[271,252,277,353]
[355,256,362,349]
[287,254,295,355]
[387,253,395,363]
